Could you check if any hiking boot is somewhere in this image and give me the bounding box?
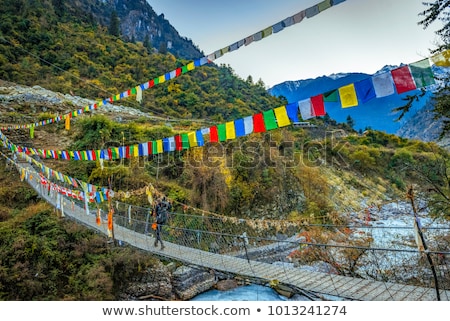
[161,244,165,251]
[154,240,158,247]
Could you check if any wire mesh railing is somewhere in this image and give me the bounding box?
[15,159,450,300]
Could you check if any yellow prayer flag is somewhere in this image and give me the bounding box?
[65,116,70,130]
[274,106,291,127]
[158,75,165,84]
[225,121,236,140]
[133,144,139,157]
[136,86,143,103]
[431,50,450,67]
[188,131,198,147]
[156,140,163,154]
[187,62,195,71]
[338,84,358,108]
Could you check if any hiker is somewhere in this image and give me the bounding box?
[154,197,172,250]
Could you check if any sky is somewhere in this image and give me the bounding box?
[148,0,443,88]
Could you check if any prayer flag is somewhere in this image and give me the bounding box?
[311,94,326,116]
[293,10,306,23]
[318,0,332,12]
[274,106,291,127]
[30,126,34,139]
[305,5,319,18]
[147,141,153,155]
[354,78,376,104]
[163,138,170,152]
[298,99,314,120]
[391,65,416,94]
[372,72,395,98]
[409,58,435,88]
[136,86,142,103]
[168,136,176,151]
[225,121,236,140]
[285,102,300,122]
[217,123,227,142]
[234,119,246,137]
[253,113,266,133]
[65,115,70,130]
[430,49,450,67]
[152,141,158,155]
[188,131,198,147]
[179,133,188,149]
[263,109,278,131]
[262,27,272,38]
[338,83,358,108]
[243,116,254,135]
[156,140,163,154]
[196,131,204,147]
[210,126,219,143]
[175,135,183,151]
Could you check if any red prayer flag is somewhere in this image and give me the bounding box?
[210,126,219,143]
[147,141,153,155]
[175,135,183,151]
[176,68,182,77]
[125,146,130,159]
[311,94,325,116]
[253,113,266,133]
[391,66,416,94]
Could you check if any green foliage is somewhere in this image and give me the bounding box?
[0,204,160,300]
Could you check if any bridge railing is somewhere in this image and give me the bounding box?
[18,160,450,293]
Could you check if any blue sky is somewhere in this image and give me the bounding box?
[148,0,443,88]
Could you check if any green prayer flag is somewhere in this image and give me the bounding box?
[152,140,158,155]
[324,90,339,102]
[181,133,190,149]
[263,110,278,131]
[111,148,118,160]
[409,58,435,88]
[30,126,34,139]
[217,123,227,142]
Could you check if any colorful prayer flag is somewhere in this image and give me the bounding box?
[372,72,395,98]
[253,113,266,133]
[338,84,358,108]
[311,94,325,116]
[273,106,291,127]
[225,121,236,140]
[354,78,376,104]
[298,99,314,120]
[409,58,435,88]
[391,65,416,94]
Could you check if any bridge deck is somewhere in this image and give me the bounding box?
[23,163,450,301]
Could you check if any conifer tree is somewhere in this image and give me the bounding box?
[109,10,120,37]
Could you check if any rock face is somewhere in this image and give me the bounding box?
[172,266,216,300]
[119,261,175,300]
[119,263,218,301]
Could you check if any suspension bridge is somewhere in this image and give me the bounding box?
[11,159,449,302]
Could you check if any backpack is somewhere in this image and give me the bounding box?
[156,201,170,224]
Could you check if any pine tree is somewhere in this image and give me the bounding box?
[109,11,120,37]
[346,115,355,129]
[143,34,152,52]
